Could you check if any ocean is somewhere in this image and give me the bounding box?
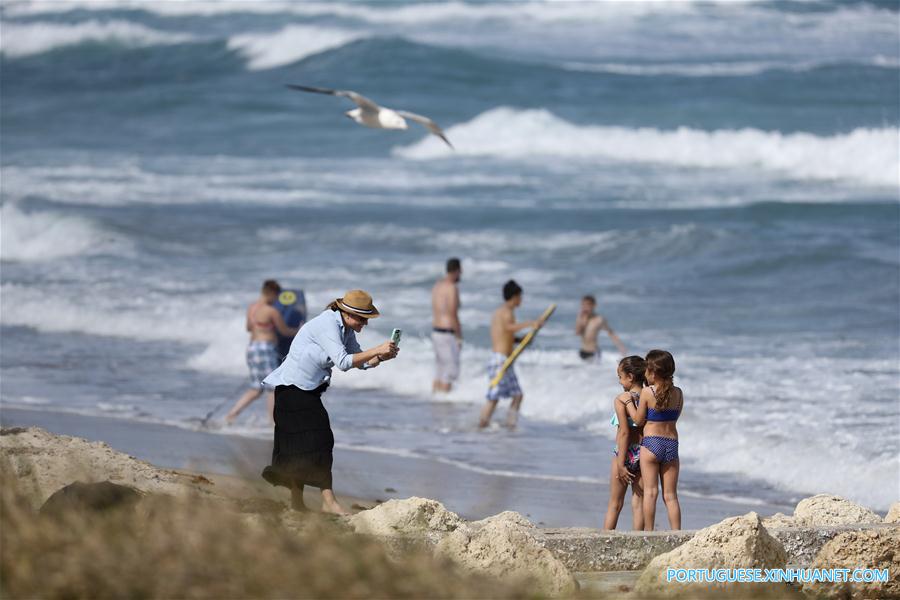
[1,0,898,515]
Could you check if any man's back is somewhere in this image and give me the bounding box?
[248,302,279,343]
[431,263,462,393]
[432,278,458,329]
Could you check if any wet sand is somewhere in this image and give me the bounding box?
[0,407,791,528]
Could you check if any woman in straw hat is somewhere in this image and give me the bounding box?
[261,289,398,514]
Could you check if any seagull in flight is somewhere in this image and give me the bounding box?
[287,84,453,149]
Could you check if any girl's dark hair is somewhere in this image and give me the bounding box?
[618,355,647,387]
[645,349,676,409]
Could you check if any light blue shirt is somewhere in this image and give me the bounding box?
[263,309,367,391]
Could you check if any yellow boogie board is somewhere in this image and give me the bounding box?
[489,303,556,389]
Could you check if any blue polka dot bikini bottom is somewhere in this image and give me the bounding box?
[641,436,679,463]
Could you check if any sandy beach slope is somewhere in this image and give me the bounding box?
[1,407,791,528]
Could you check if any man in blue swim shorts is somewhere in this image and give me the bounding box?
[479,280,540,429]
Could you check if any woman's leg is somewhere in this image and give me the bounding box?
[225,388,262,424]
[603,456,628,530]
[321,489,348,515]
[630,473,645,531]
[660,459,681,530]
[640,447,660,531]
[290,482,307,511]
[265,390,275,425]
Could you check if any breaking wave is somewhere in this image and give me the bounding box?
[396,108,900,187]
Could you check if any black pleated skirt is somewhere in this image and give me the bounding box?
[261,383,333,490]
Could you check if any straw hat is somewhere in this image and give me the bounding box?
[334,289,380,319]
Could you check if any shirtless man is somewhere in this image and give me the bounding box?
[575,294,626,362]
[431,258,462,393]
[479,280,541,429]
[226,280,299,425]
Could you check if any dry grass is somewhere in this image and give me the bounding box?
[0,457,803,600]
[0,471,543,599]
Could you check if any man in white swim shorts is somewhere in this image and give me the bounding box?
[431,258,462,392]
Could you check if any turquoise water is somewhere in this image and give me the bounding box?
[1,0,898,512]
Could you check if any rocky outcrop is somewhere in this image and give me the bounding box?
[635,512,788,597]
[40,481,143,517]
[802,528,900,599]
[347,497,462,540]
[540,528,694,572]
[351,506,577,594]
[885,502,900,524]
[0,427,195,510]
[762,512,799,528]
[0,427,286,519]
[794,494,881,526]
[435,514,577,596]
[470,510,534,529]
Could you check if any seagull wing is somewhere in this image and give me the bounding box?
[396,110,454,149]
[286,84,380,111]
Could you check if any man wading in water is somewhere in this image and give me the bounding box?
[226,280,298,425]
[480,280,540,429]
[431,258,462,393]
[575,294,626,363]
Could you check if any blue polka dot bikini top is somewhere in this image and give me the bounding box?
[646,385,682,422]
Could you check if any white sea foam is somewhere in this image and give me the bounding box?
[0,19,194,57]
[334,337,899,510]
[226,25,364,70]
[0,161,528,209]
[3,0,884,32]
[396,108,900,187]
[3,155,886,218]
[186,324,249,375]
[561,56,900,77]
[0,0,749,21]
[0,281,243,351]
[0,163,336,207]
[681,418,898,512]
[4,1,896,72]
[0,203,127,262]
[14,396,50,405]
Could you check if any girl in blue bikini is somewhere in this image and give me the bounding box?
[603,355,646,530]
[623,349,682,530]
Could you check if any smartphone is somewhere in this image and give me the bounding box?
[391,328,402,345]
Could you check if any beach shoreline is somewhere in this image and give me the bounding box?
[0,406,793,529]
[3,413,895,598]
